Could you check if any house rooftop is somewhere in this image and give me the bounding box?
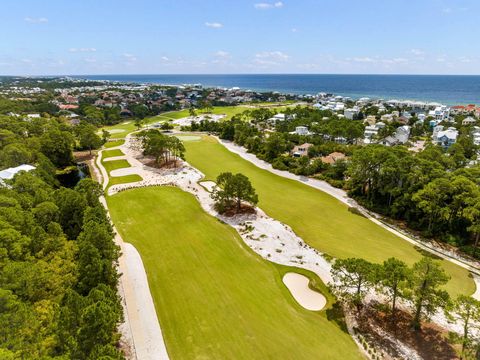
[0,164,36,181]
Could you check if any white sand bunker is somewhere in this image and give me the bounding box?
[175,135,201,141]
[283,272,326,311]
[173,114,226,127]
[199,181,217,193]
[107,129,126,134]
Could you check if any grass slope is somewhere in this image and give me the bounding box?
[108,186,361,360]
[108,174,143,186]
[104,140,125,148]
[182,135,474,297]
[102,149,124,158]
[101,159,131,173]
[99,153,142,187]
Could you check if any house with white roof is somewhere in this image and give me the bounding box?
[291,126,311,136]
[344,107,360,120]
[432,126,458,148]
[380,125,411,146]
[428,106,450,121]
[364,122,386,144]
[472,127,480,146]
[0,164,36,185]
[267,113,286,125]
[462,117,477,126]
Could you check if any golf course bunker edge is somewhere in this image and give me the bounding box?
[282,272,326,311]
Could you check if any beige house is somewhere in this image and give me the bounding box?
[320,152,347,164]
[291,143,313,157]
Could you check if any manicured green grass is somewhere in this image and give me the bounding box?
[108,174,142,186]
[182,135,475,297]
[104,140,125,148]
[101,159,131,174]
[102,149,124,158]
[108,186,361,360]
[99,151,141,187]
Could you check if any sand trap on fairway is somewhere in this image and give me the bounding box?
[199,181,217,193]
[283,272,326,311]
[175,135,201,141]
[107,129,126,134]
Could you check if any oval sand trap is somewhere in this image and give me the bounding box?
[175,135,201,141]
[283,272,326,311]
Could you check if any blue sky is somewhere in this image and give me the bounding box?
[1,0,479,75]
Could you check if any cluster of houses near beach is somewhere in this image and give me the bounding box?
[281,93,480,149]
[2,77,480,152]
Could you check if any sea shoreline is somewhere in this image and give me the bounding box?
[69,73,480,105]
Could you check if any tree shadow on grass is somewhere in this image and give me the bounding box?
[325,301,349,333]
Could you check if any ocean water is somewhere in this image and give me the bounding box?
[78,74,480,105]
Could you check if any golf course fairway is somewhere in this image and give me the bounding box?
[182,135,475,298]
[108,186,362,359]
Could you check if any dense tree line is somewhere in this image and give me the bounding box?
[0,175,123,359]
[347,144,480,251]
[0,115,123,359]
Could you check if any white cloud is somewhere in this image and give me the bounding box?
[84,57,97,63]
[123,53,137,61]
[256,51,289,61]
[442,7,452,13]
[21,58,33,64]
[386,57,409,64]
[352,57,376,63]
[214,50,230,58]
[458,56,473,63]
[254,51,289,66]
[205,22,223,28]
[291,28,298,33]
[24,17,48,24]
[410,49,425,56]
[69,47,97,53]
[161,56,169,61]
[254,1,283,9]
[348,56,409,66]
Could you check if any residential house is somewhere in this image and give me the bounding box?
[291,143,313,157]
[344,107,359,120]
[381,114,394,123]
[364,122,386,143]
[365,115,376,125]
[472,127,480,146]
[428,106,450,121]
[0,164,36,185]
[462,116,477,126]
[380,125,411,146]
[320,152,347,164]
[432,126,458,148]
[292,126,311,136]
[267,113,286,125]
